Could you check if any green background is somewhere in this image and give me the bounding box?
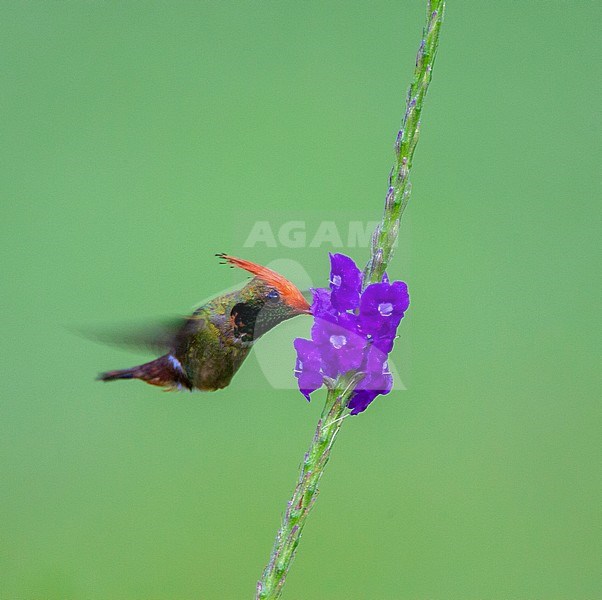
[1,2,600,599]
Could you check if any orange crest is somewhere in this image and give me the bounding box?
[217,254,310,313]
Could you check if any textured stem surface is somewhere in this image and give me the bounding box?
[364,0,445,286]
[255,2,445,598]
[256,384,351,599]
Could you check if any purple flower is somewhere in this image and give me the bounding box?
[293,338,323,401]
[310,287,337,319]
[347,391,376,415]
[311,312,366,378]
[293,253,409,414]
[329,253,361,311]
[348,345,393,415]
[359,281,409,339]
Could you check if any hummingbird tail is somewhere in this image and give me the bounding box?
[97,354,192,391]
[97,368,137,381]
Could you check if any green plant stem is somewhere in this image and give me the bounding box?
[255,380,354,599]
[364,0,445,286]
[255,2,445,598]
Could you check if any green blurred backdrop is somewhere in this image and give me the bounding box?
[1,2,600,599]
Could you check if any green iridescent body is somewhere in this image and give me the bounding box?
[176,299,253,391]
[176,279,296,390]
[99,274,309,391]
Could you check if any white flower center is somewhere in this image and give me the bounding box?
[329,334,347,349]
[331,274,342,288]
[378,302,394,316]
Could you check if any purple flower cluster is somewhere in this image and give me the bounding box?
[294,254,409,414]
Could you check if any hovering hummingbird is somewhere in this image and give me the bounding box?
[98,254,311,391]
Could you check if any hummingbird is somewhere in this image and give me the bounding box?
[98,254,311,391]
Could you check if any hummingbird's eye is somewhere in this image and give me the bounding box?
[266,289,280,302]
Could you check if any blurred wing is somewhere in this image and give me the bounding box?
[72,316,190,355]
